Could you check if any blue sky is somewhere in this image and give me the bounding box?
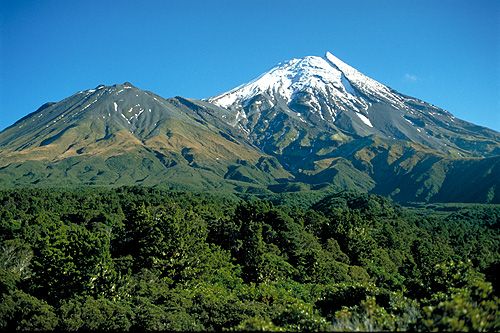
[1,0,499,132]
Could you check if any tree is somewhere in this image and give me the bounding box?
[28,216,114,302]
[121,203,208,284]
[0,290,58,331]
[417,260,500,331]
[58,295,134,331]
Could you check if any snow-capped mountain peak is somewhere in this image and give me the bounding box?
[206,53,359,109]
[204,52,496,157]
[207,52,411,113]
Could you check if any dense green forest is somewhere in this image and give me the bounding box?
[1,187,499,331]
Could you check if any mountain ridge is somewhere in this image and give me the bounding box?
[1,52,499,203]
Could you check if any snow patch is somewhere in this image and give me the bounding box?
[404,117,415,126]
[356,113,373,127]
[121,113,131,124]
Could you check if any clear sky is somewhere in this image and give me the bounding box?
[1,0,499,132]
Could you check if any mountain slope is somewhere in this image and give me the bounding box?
[304,135,500,203]
[0,82,291,191]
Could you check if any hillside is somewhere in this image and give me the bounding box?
[0,83,290,192]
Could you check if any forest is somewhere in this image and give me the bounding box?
[0,186,499,331]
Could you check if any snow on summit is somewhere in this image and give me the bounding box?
[207,52,361,108]
[207,52,409,113]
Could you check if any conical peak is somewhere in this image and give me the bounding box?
[207,52,352,108]
[280,54,331,70]
[267,54,341,80]
[270,52,353,77]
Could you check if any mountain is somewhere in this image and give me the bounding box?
[206,52,500,161]
[0,82,291,192]
[204,52,500,203]
[1,53,499,203]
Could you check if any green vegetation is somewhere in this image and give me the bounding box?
[1,187,499,331]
